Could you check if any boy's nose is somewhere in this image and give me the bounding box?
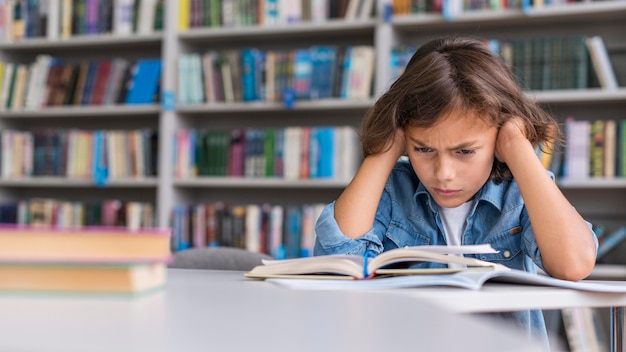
[434,157,455,182]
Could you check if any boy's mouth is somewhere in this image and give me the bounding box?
[434,188,460,197]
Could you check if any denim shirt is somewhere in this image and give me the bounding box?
[314,159,597,343]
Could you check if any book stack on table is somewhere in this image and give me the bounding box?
[0,225,172,295]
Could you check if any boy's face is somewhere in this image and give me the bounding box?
[405,112,498,208]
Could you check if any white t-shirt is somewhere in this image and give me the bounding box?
[438,201,473,268]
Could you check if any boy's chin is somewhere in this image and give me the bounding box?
[431,195,472,209]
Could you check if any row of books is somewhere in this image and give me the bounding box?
[496,35,619,91]
[0,56,162,110]
[390,0,609,16]
[538,118,626,180]
[566,118,626,179]
[1,128,158,181]
[0,198,156,229]
[0,224,170,295]
[174,126,360,180]
[178,45,375,105]
[179,0,375,30]
[391,35,618,92]
[0,0,164,42]
[171,201,326,259]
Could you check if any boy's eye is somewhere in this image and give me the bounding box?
[457,149,475,155]
[414,147,432,153]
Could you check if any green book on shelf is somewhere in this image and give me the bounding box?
[590,120,605,178]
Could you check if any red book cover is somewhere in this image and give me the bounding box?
[90,60,114,105]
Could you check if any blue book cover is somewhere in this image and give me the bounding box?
[292,48,312,100]
[340,47,353,99]
[254,50,266,101]
[125,60,148,104]
[126,59,162,104]
[317,127,335,178]
[146,59,162,104]
[241,48,259,101]
[310,46,337,100]
[80,62,99,105]
[309,127,320,178]
[92,130,108,186]
[285,205,302,259]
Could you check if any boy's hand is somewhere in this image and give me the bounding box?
[495,117,531,163]
[381,127,406,161]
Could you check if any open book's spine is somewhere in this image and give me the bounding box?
[363,250,376,279]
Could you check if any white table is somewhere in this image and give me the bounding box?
[0,269,543,352]
[393,282,626,352]
[264,269,626,352]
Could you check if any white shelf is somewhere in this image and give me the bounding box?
[177,99,374,114]
[178,19,377,42]
[392,9,523,28]
[524,0,626,18]
[0,177,158,188]
[391,1,626,30]
[0,104,161,118]
[0,33,163,50]
[558,178,626,189]
[174,178,349,189]
[530,89,626,104]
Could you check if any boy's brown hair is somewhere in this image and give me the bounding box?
[360,36,558,183]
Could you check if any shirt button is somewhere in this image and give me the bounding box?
[503,250,511,258]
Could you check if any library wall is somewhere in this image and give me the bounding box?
[0,1,624,268]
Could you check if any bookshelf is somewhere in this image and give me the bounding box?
[0,0,625,263]
[382,0,626,263]
[0,1,163,227]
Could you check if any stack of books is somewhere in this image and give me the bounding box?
[0,225,171,295]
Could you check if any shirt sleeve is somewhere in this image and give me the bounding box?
[313,200,387,257]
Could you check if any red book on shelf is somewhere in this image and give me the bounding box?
[90,60,114,105]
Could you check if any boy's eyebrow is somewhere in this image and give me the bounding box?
[409,137,480,150]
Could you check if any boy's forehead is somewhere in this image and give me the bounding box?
[406,113,497,142]
[425,110,493,129]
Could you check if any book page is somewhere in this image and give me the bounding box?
[367,244,503,276]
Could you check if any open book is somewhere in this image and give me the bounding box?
[265,267,626,293]
[244,244,509,280]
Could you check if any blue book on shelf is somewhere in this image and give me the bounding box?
[340,47,353,99]
[310,46,337,100]
[241,48,259,102]
[81,62,99,105]
[92,130,108,186]
[125,59,162,104]
[292,48,312,100]
[285,206,302,259]
[597,227,626,259]
[316,127,335,178]
[309,127,320,178]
